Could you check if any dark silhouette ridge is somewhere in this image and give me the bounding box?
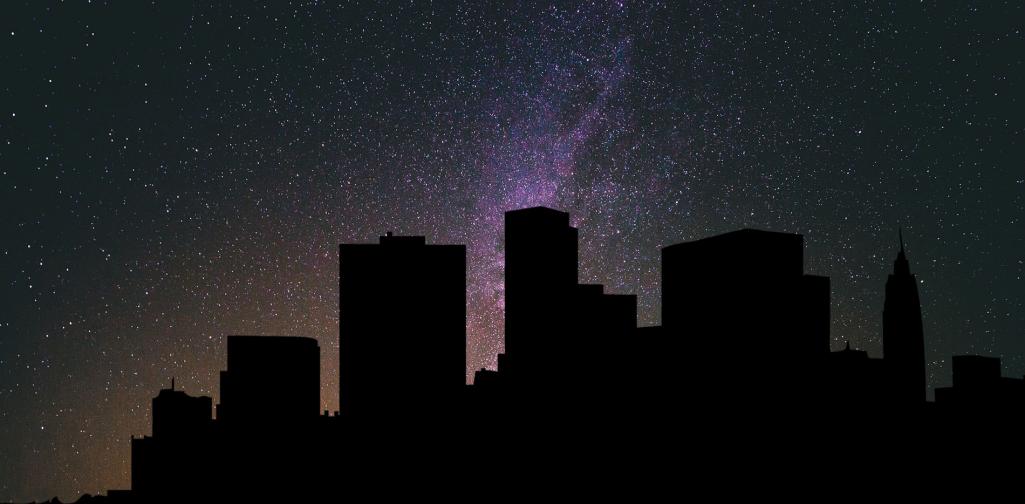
[44,208,1023,502]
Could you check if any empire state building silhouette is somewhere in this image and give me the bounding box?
[883,229,927,404]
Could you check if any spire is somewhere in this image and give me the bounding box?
[893,227,911,276]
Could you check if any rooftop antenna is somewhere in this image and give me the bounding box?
[899,227,905,253]
[171,377,175,391]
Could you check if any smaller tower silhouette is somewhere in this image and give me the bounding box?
[131,384,214,499]
[883,228,926,404]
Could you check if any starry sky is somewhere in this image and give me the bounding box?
[1,1,1023,501]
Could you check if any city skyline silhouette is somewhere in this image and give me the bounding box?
[5,204,1020,503]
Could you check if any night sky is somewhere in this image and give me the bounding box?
[2,1,1024,501]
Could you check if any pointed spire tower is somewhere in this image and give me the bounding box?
[883,227,926,404]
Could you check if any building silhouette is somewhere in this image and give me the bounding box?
[217,335,321,425]
[338,233,466,420]
[502,207,579,383]
[130,383,214,501]
[935,355,1024,414]
[661,229,831,406]
[568,283,638,411]
[130,336,327,502]
[883,230,927,404]
[472,208,637,416]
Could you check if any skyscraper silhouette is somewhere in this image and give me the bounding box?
[502,207,579,383]
[473,207,638,417]
[661,229,830,405]
[882,230,926,404]
[338,234,466,420]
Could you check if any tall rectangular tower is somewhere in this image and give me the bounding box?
[338,234,466,419]
[503,207,579,378]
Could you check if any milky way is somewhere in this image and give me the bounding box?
[2,2,1024,501]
